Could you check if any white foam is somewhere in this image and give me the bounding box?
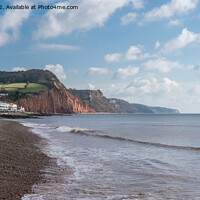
[21,122,83,199]
[21,122,94,134]
[21,122,54,129]
[56,125,91,133]
[20,122,89,176]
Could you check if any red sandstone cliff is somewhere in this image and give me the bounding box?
[17,82,93,114]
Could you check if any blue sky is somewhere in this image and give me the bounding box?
[1,0,200,113]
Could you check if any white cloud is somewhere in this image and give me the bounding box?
[12,67,27,72]
[0,32,10,47]
[88,83,95,90]
[155,41,160,49]
[44,64,67,80]
[162,77,179,92]
[114,66,139,79]
[143,58,182,72]
[104,53,122,62]
[186,64,195,70]
[168,19,182,26]
[125,45,150,61]
[102,75,180,106]
[104,45,151,62]
[88,67,109,76]
[111,84,115,88]
[0,0,31,46]
[35,0,132,39]
[121,13,137,25]
[161,28,200,53]
[35,43,80,51]
[129,76,158,94]
[142,0,198,23]
[131,0,144,9]
[127,76,179,94]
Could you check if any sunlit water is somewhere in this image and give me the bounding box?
[18,114,200,200]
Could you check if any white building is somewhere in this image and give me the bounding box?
[0,102,25,112]
[8,103,18,112]
[0,93,8,97]
[0,102,9,111]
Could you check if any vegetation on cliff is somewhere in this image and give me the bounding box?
[108,98,180,114]
[108,98,154,114]
[0,70,90,114]
[0,69,58,87]
[0,83,48,93]
[69,89,118,113]
[0,70,58,101]
[149,107,179,114]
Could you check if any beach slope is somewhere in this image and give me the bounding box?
[0,118,50,200]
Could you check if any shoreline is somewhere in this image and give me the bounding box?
[0,112,182,120]
[0,112,34,119]
[0,118,51,199]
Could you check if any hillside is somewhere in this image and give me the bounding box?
[69,89,118,113]
[150,107,179,114]
[0,69,57,87]
[0,70,91,114]
[0,70,58,101]
[108,98,180,114]
[108,98,154,113]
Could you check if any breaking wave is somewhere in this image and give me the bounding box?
[56,125,95,133]
[21,122,200,152]
[55,126,200,151]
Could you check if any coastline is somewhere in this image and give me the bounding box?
[0,112,34,119]
[0,118,51,200]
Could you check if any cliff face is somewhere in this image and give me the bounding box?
[150,107,179,114]
[108,98,180,114]
[108,98,154,113]
[17,82,92,114]
[69,89,118,113]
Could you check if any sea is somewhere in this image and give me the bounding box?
[17,114,200,200]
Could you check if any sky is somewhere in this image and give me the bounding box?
[1,0,200,113]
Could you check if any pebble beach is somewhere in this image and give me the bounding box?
[0,118,50,200]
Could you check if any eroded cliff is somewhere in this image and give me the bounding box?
[69,89,118,113]
[17,82,92,114]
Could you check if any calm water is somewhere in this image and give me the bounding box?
[19,114,200,200]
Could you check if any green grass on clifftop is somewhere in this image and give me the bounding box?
[0,83,26,91]
[20,83,48,93]
[0,83,48,93]
[0,70,59,102]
